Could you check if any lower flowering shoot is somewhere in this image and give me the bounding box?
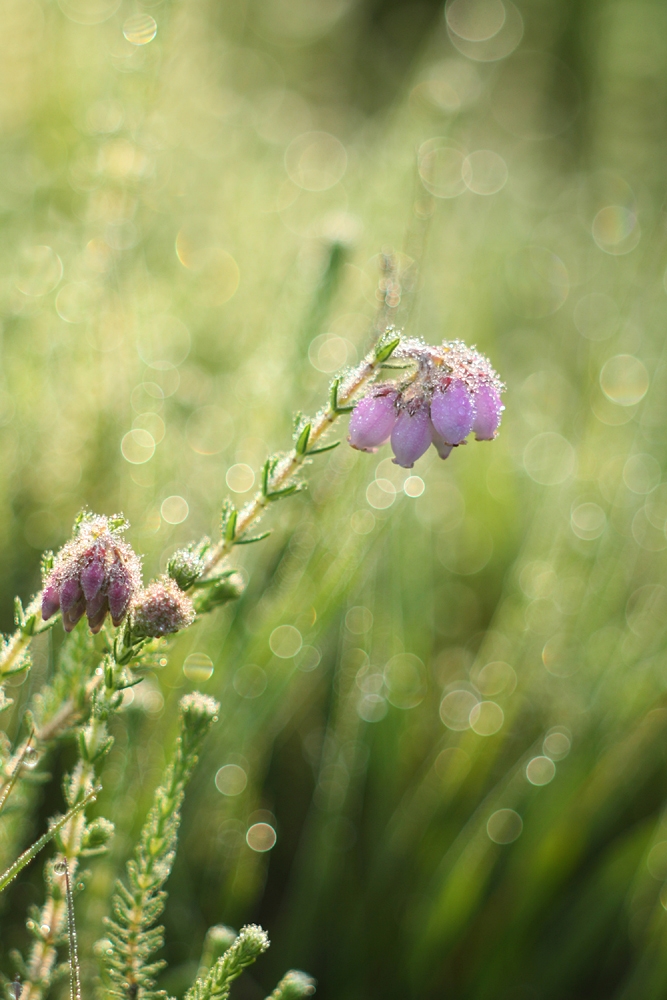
[41,513,142,633]
[347,338,504,468]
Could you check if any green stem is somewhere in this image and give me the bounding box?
[0,786,100,893]
[202,342,393,576]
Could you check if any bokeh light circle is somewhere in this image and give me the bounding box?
[123,13,157,44]
[487,808,523,844]
[269,625,302,658]
[215,764,247,796]
[246,822,277,852]
[285,132,347,191]
[600,355,649,406]
[183,653,213,682]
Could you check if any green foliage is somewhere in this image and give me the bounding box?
[185,925,269,1000]
[99,694,219,1000]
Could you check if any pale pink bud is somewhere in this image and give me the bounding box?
[348,392,397,452]
[472,384,503,440]
[430,424,453,461]
[131,579,196,638]
[390,405,431,468]
[430,380,474,446]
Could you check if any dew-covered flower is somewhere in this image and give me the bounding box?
[346,338,504,467]
[42,513,142,633]
[390,402,431,468]
[131,578,196,638]
[347,390,397,452]
[472,383,504,440]
[430,379,475,446]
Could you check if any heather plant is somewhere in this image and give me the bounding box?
[5,0,667,998]
[0,317,503,999]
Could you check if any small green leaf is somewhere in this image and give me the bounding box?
[267,484,301,501]
[235,531,272,545]
[225,509,238,543]
[262,459,271,497]
[308,441,340,455]
[13,597,24,628]
[375,335,401,364]
[329,378,340,413]
[295,423,311,456]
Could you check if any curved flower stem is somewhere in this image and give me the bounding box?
[0,594,55,683]
[202,334,399,578]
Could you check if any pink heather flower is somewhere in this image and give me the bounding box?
[131,578,196,638]
[348,391,398,452]
[430,424,453,461]
[430,380,475,446]
[346,337,504,468]
[390,404,432,468]
[41,514,142,633]
[472,384,504,440]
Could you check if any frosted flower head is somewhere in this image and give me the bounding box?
[348,338,504,468]
[131,578,196,638]
[42,513,142,633]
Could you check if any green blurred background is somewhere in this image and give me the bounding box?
[3,0,667,996]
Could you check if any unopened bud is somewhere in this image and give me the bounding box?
[131,578,196,638]
[390,403,431,468]
[347,391,397,452]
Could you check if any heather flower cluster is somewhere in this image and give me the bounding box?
[347,338,504,468]
[42,513,142,633]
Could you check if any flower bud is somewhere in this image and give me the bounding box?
[41,513,142,634]
[167,541,208,590]
[390,405,431,468]
[131,578,196,638]
[430,424,453,461]
[472,384,503,440]
[348,392,397,452]
[430,380,475,446]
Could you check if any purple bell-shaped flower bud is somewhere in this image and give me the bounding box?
[390,405,432,468]
[472,384,503,440]
[42,578,62,621]
[80,554,106,602]
[430,424,453,461]
[430,380,474,446]
[348,392,398,452]
[107,561,133,627]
